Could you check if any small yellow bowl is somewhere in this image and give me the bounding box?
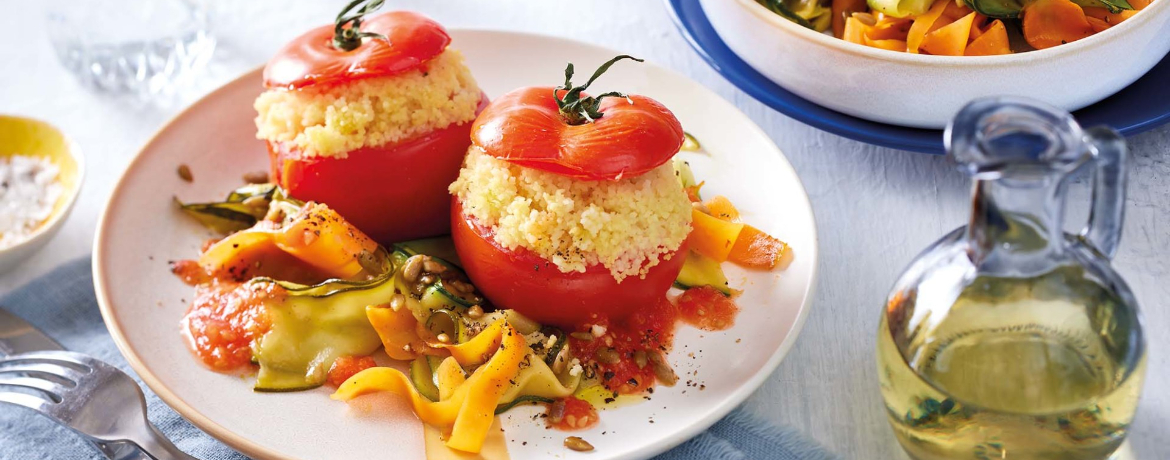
[0,115,85,274]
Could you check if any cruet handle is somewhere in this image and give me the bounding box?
[1081,126,1128,260]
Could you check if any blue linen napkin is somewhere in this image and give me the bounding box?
[0,257,836,460]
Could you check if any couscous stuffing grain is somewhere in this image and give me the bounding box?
[255,49,481,159]
[450,148,691,282]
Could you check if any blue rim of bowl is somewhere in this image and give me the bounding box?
[665,0,1170,154]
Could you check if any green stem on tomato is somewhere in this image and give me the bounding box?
[333,0,389,52]
[554,55,645,125]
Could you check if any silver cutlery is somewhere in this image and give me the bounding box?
[0,350,196,460]
[0,309,186,460]
[0,309,62,355]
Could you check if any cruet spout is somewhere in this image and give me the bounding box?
[945,97,1128,261]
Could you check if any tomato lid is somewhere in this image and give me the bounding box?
[471,56,684,181]
[263,11,451,90]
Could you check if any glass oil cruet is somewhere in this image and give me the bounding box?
[877,98,1147,460]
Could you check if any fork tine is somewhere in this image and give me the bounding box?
[0,390,51,412]
[0,362,84,383]
[0,375,66,397]
[2,351,94,370]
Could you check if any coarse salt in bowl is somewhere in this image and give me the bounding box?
[0,115,84,274]
[700,0,1170,129]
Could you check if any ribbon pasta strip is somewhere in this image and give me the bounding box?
[331,320,525,454]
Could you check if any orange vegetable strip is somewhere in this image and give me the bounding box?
[1083,6,1137,27]
[833,0,871,38]
[966,19,1012,55]
[968,13,989,40]
[907,0,951,53]
[866,37,909,52]
[685,181,705,203]
[1022,0,1094,50]
[1085,16,1111,32]
[273,203,378,279]
[727,225,789,270]
[690,208,745,262]
[366,304,427,361]
[703,196,741,222]
[921,11,977,56]
[332,321,526,454]
[199,230,276,274]
[867,17,914,40]
[941,0,974,21]
[843,16,872,45]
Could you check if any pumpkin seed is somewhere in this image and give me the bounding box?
[595,347,621,365]
[852,11,877,25]
[648,352,678,386]
[177,164,193,182]
[242,171,269,184]
[564,436,594,452]
[402,255,425,282]
[422,259,444,274]
[389,294,406,311]
[548,399,566,423]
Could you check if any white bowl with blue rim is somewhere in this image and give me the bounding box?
[697,0,1170,130]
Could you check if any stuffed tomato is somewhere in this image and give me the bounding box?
[255,11,487,244]
[448,56,692,327]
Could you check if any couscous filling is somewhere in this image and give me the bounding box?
[449,148,692,281]
[255,49,481,159]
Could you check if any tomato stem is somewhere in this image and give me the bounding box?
[332,0,388,52]
[554,55,644,125]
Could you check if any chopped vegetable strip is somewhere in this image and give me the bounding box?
[703,196,741,222]
[907,0,950,53]
[966,20,1012,55]
[690,208,745,262]
[727,225,790,270]
[921,12,978,56]
[272,203,379,279]
[366,304,428,361]
[332,321,527,454]
[786,0,1149,54]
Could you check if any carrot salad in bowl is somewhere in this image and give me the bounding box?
[171,1,793,457]
[756,0,1154,55]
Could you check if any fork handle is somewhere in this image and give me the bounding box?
[96,440,155,460]
[123,421,198,460]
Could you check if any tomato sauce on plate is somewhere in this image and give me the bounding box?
[327,355,377,387]
[547,396,600,431]
[676,286,739,331]
[569,296,679,394]
[174,260,280,372]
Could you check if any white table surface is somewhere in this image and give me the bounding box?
[2,1,1167,459]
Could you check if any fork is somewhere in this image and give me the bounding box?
[0,351,196,460]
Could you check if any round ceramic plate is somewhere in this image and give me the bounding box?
[94,30,818,460]
[665,0,1170,154]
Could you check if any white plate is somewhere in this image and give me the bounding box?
[94,30,818,460]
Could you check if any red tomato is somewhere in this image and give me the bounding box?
[471,86,684,181]
[269,94,488,244]
[450,199,688,327]
[264,11,451,90]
